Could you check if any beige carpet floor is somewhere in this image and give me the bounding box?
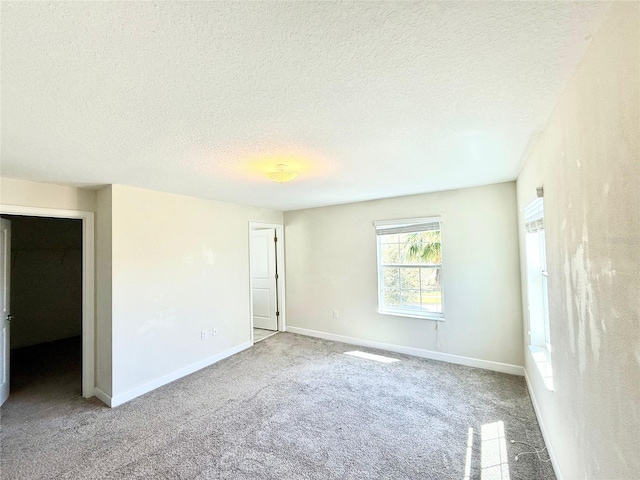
[1,333,554,479]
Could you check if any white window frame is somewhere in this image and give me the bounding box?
[375,216,445,321]
[524,198,553,390]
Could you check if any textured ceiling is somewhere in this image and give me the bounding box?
[1,1,608,211]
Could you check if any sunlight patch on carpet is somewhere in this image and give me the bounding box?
[463,427,474,480]
[481,420,511,480]
[343,351,400,363]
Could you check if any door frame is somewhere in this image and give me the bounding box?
[0,204,95,399]
[248,222,286,343]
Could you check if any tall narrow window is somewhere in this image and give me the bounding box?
[524,197,553,389]
[375,217,444,320]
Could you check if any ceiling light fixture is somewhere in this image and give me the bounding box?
[266,164,297,183]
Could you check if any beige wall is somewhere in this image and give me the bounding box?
[96,186,113,396]
[0,177,96,212]
[284,182,524,367]
[108,185,282,399]
[0,178,284,403]
[516,3,639,479]
[0,176,100,395]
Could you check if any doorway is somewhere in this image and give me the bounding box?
[249,222,286,344]
[0,205,94,408]
[0,215,83,409]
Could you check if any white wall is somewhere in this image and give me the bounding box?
[284,182,523,368]
[516,3,639,479]
[107,185,282,401]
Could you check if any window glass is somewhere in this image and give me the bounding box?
[376,218,443,319]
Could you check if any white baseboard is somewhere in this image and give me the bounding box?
[287,327,524,376]
[93,387,112,407]
[107,341,252,408]
[524,369,563,480]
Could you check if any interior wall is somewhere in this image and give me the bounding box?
[96,185,113,397]
[0,177,99,397]
[108,185,282,399]
[516,3,639,479]
[284,181,524,367]
[6,216,82,349]
[0,177,96,212]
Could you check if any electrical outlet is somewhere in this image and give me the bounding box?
[201,330,208,341]
[213,327,218,336]
[333,310,340,320]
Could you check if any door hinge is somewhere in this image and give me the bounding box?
[274,236,278,243]
[275,273,279,280]
[276,311,280,317]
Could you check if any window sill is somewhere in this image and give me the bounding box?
[377,308,445,322]
[529,345,554,391]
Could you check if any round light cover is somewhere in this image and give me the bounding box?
[266,164,297,183]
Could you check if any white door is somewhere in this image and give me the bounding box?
[251,229,278,331]
[0,219,11,407]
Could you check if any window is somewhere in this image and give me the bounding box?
[524,197,553,390]
[375,217,444,320]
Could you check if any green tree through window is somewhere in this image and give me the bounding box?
[376,219,443,319]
